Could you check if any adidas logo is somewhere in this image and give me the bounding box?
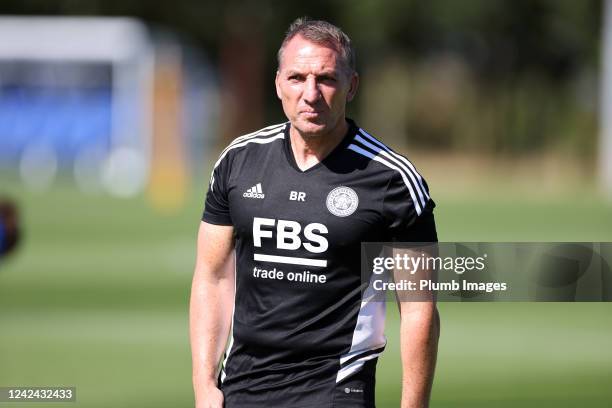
[243,183,265,199]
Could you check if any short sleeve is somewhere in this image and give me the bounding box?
[383,171,437,242]
[202,153,233,225]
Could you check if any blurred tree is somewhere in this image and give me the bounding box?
[0,0,603,155]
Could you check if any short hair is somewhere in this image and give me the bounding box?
[277,17,356,74]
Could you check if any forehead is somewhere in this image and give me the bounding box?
[279,35,342,72]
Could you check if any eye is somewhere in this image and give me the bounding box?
[318,75,337,84]
[288,74,304,82]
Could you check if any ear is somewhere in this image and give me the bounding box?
[346,72,359,102]
[275,70,282,100]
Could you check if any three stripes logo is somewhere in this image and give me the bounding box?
[243,183,265,199]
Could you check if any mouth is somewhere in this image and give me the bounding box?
[300,111,324,118]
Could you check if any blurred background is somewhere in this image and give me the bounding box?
[1,0,612,407]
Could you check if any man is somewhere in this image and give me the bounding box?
[191,18,439,408]
[0,198,20,260]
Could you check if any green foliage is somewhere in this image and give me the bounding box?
[0,0,602,155]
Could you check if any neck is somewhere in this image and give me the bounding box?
[289,118,348,171]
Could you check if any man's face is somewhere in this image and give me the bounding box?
[275,35,358,137]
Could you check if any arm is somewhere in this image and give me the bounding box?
[398,299,440,408]
[190,221,235,408]
[383,168,439,406]
[391,243,439,408]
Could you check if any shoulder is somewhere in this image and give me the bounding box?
[346,126,425,183]
[346,126,432,214]
[213,122,288,169]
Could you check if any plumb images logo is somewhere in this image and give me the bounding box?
[361,242,612,302]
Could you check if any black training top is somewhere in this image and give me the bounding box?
[202,119,437,407]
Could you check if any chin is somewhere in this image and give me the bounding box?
[293,118,329,137]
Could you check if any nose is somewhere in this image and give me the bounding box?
[302,76,321,104]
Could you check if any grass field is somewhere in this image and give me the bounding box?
[1,178,612,407]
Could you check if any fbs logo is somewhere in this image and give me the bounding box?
[243,183,265,199]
